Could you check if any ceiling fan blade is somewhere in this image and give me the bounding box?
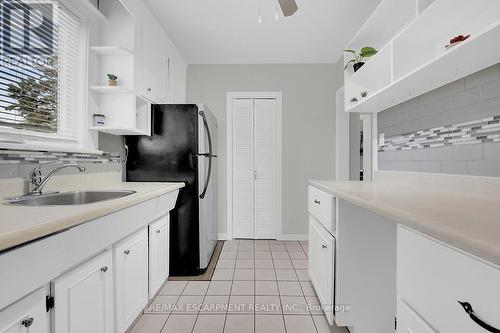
[278,0,298,17]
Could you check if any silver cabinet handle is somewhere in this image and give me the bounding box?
[124,249,130,255]
[21,317,34,327]
[100,266,108,273]
[314,200,321,204]
[156,229,161,234]
[321,244,327,249]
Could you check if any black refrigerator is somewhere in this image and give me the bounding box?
[125,104,218,276]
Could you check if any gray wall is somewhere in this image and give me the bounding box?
[378,64,500,177]
[187,63,343,236]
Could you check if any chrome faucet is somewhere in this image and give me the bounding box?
[29,163,86,195]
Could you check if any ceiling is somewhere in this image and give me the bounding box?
[143,0,383,64]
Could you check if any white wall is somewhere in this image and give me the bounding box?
[186,63,344,238]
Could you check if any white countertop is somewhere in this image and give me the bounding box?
[310,173,500,267]
[0,173,184,253]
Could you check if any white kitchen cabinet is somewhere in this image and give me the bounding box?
[114,228,149,333]
[308,215,335,325]
[0,287,49,333]
[397,299,436,333]
[308,186,336,235]
[141,23,169,103]
[398,225,500,333]
[148,215,169,298]
[53,251,114,333]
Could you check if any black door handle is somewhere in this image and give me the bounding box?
[459,301,500,333]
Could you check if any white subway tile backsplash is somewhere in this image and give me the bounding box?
[464,64,500,89]
[483,142,500,160]
[441,161,467,175]
[468,160,500,177]
[418,161,441,173]
[453,144,483,161]
[428,146,453,161]
[483,79,500,101]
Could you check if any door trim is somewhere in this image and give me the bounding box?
[226,92,282,240]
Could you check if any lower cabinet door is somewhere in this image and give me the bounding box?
[308,215,335,324]
[0,287,50,333]
[148,215,169,297]
[115,228,149,333]
[53,250,114,333]
[397,299,436,333]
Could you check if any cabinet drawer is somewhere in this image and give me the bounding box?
[397,299,436,333]
[398,226,500,333]
[308,215,335,325]
[0,287,50,333]
[308,186,335,234]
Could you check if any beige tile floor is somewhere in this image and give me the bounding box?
[130,240,347,333]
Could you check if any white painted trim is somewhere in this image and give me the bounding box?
[218,233,229,241]
[278,234,308,241]
[226,92,283,241]
[335,86,350,181]
[360,114,373,181]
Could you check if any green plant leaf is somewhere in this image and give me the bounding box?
[343,49,356,54]
[359,46,378,58]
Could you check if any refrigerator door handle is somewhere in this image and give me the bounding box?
[200,155,213,199]
[199,110,215,199]
[199,111,213,155]
[197,153,218,158]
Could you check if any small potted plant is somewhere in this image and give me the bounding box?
[344,47,378,72]
[107,74,118,86]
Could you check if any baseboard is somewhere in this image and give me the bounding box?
[218,233,229,240]
[218,233,308,241]
[278,234,308,241]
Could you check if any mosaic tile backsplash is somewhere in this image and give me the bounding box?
[0,149,121,164]
[378,115,500,152]
[0,148,123,179]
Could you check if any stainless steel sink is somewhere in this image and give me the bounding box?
[7,190,136,206]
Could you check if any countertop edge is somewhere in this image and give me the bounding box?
[0,182,185,254]
[308,180,500,268]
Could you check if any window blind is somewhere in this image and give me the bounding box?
[0,1,82,139]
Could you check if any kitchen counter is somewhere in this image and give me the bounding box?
[310,174,500,267]
[0,173,184,253]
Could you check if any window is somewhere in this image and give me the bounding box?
[0,0,83,142]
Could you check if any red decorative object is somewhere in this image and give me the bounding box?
[445,34,470,49]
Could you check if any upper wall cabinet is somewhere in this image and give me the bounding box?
[140,22,170,103]
[344,0,500,113]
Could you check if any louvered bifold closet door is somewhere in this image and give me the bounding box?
[232,99,255,238]
[253,99,276,239]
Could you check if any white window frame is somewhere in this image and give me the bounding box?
[0,0,95,154]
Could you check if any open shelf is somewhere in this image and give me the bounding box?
[345,0,500,113]
[90,46,132,56]
[89,126,149,136]
[347,20,500,113]
[89,86,134,94]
